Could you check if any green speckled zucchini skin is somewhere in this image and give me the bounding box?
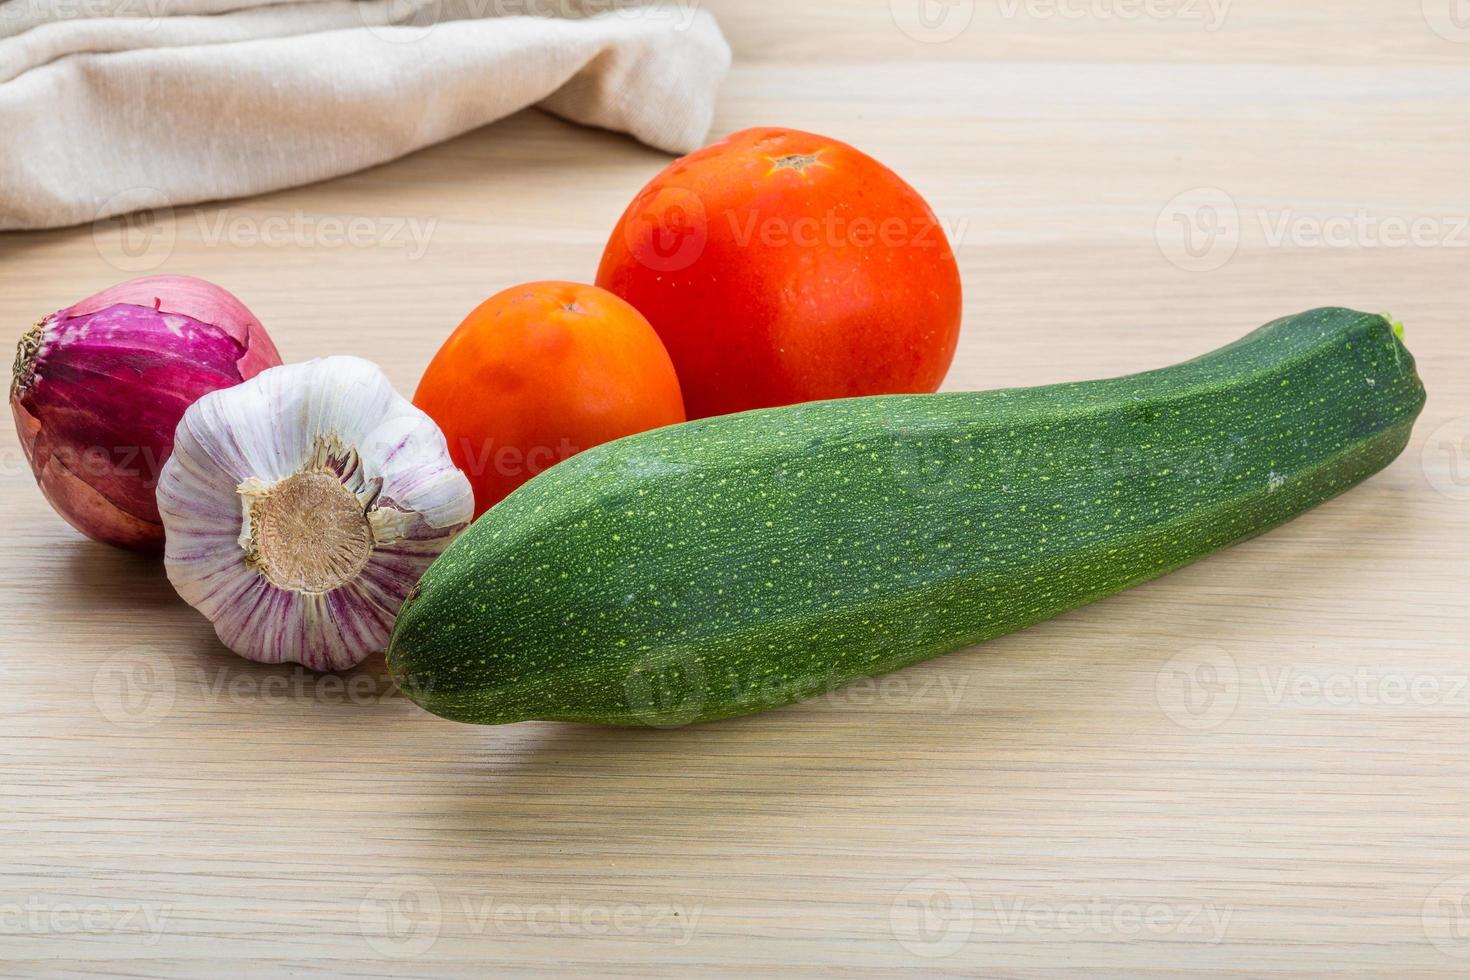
[389,309,1425,727]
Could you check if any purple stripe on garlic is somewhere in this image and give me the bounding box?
[157,356,474,671]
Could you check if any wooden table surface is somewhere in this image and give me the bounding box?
[3,1,1468,974]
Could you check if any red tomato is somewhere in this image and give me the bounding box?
[414,281,685,516]
[596,127,962,419]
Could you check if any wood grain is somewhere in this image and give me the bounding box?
[2,0,1468,973]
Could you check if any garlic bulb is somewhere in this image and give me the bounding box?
[157,356,474,671]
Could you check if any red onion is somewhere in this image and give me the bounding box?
[10,275,283,551]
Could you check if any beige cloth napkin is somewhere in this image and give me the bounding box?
[0,0,730,230]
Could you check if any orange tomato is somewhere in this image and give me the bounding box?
[414,281,685,516]
[596,127,962,419]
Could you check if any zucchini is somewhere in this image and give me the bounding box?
[388,309,1425,727]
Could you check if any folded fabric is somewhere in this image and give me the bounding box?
[0,0,730,229]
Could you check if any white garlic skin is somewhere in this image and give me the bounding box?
[157,356,474,671]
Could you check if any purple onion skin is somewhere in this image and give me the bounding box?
[11,275,282,551]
